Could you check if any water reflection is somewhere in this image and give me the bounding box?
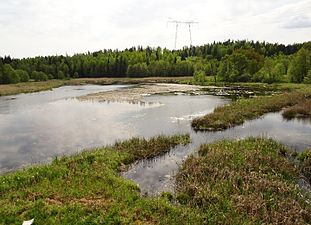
[123,111,311,195]
[0,85,311,196]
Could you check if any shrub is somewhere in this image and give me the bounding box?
[15,69,29,82]
[32,71,48,81]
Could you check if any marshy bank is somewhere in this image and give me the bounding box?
[0,135,203,224]
[1,82,311,224]
[1,84,311,193]
[176,138,311,224]
[1,136,311,224]
[283,98,311,120]
[192,91,311,131]
[0,77,192,96]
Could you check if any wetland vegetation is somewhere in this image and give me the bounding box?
[176,138,311,224]
[2,135,311,224]
[192,91,311,131]
[0,135,199,224]
[1,40,311,224]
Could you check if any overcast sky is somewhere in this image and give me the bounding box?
[0,0,311,58]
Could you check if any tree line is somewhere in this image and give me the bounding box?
[0,40,310,84]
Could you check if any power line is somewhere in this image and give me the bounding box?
[167,19,199,49]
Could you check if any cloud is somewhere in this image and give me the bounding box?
[283,15,311,29]
[0,0,310,58]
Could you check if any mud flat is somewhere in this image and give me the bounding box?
[77,83,202,103]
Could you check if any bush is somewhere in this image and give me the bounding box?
[193,70,206,84]
[32,71,48,82]
[304,70,311,84]
[2,64,20,84]
[57,71,65,80]
[15,69,29,82]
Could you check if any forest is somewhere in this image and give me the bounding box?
[0,40,310,85]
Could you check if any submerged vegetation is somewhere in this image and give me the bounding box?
[176,138,311,224]
[0,134,201,224]
[192,91,310,131]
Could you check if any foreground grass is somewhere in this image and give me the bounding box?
[0,134,208,225]
[192,91,310,131]
[0,77,192,96]
[176,138,311,225]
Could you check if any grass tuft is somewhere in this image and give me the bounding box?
[283,99,311,120]
[176,138,311,224]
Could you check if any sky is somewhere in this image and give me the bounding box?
[0,0,310,58]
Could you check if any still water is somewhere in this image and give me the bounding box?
[0,84,310,195]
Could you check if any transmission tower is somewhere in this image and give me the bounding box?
[168,19,199,49]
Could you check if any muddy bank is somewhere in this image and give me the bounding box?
[77,83,202,103]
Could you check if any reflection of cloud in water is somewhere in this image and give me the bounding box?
[170,110,213,123]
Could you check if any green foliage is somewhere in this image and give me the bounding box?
[255,58,287,83]
[218,48,264,82]
[73,72,79,78]
[57,71,65,80]
[288,43,311,83]
[126,63,149,77]
[15,69,30,82]
[32,71,48,82]
[0,40,307,85]
[304,70,311,84]
[2,64,20,84]
[193,70,206,84]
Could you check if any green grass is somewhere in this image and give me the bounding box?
[0,77,193,96]
[176,138,311,224]
[0,134,209,225]
[192,91,310,131]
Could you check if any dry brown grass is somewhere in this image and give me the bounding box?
[0,77,192,96]
[283,99,311,119]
